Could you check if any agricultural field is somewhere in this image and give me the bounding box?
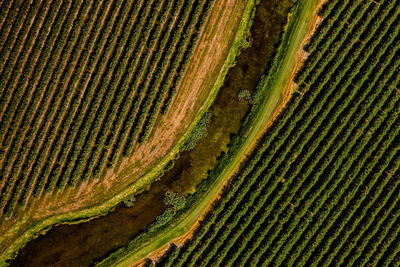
[2,0,400,266]
[0,0,252,264]
[0,0,214,218]
[151,0,400,266]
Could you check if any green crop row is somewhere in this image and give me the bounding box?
[0,0,103,216]
[157,0,400,266]
[0,0,216,218]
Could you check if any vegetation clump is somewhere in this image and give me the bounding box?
[149,191,186,231]
[238,89,253,103]
[164,191,187,210]
[122,194,136,208]
[183,112,212,151]
[149,208,176,231]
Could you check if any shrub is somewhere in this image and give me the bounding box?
[238,89,253,103]
[183,112,212,151]
[122,193,136,208]
[164,191,186,210]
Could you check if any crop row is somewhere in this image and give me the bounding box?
[232,43,400,267]
[206,13,400,267]
[0,0,105,216]
[157,0,400,265]
[89,0,186,177]
[76,0,181,183]
[264,19,400,266]
[51,0,165,189]
[88,0,215,179]
[2,0,152,214]
[0,0,80,215]
[0,0,215,217]
[0,0,41,105]
[250,3,400,266]
[17,0,112,208]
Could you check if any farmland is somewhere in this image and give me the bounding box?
[0,0,252,264]
[0,0,216,218]
[9,0,295,265]
[2,0,400,265]
[152,0,400,266]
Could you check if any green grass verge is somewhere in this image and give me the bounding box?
[96,0,319,265]
[0,1,254,265]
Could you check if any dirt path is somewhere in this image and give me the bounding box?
[138,0,326,264]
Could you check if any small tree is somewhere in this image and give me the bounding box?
[122,193,136,207]
[164,191,186,210]
[238,89,253,103]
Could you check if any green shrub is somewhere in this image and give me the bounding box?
[183,112,212,151]
[164,191,186,210]
[238,89,253,103]
[122,194,136,208]
[149,208,176,231]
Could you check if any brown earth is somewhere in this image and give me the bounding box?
[137,0,327,264]
[0,0,248,256]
